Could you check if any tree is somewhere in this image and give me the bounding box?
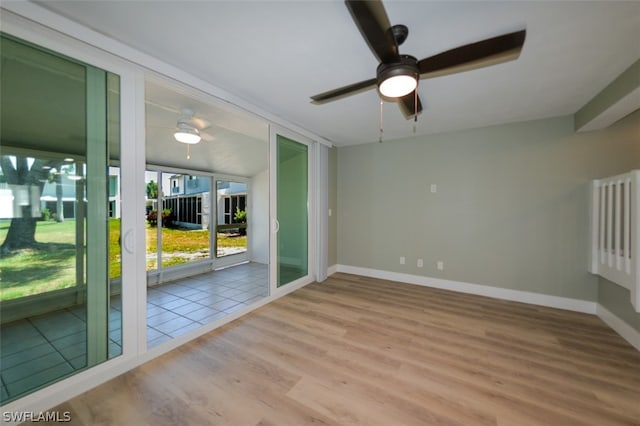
[146,179,158,200]
[55,171,64,222]
[55,163,77,223]
[0,155,55,253]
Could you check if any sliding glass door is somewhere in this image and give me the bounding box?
[271,131,312,288]
[143,170,252,276]
[0,34,120,403]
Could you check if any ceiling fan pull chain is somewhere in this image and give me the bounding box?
[187,144,191,160]
[379,99,384,143]
[413,88,418,133]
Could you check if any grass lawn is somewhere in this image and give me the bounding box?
[0,219,247,301]
[146,226,247,269]
[0,220,79,300]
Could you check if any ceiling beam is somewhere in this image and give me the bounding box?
[574,59,640,132]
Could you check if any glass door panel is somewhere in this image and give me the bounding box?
[0,34,118,403]
[144,170,160,271]
[276,135,308,287]
[160,173,211,268]
[215,180,248,259]
[106,69,122,359]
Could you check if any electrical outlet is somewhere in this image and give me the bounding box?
[400,256,406,265]
[437,261,444,270]
[417,258,423,268]
[430,184,437,193]
[328,209,332,217]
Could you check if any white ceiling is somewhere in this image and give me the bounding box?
[35,1,640,147]
[144,79,269,176]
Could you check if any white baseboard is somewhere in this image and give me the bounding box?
[328,264,338,276]
[336,264,597,314]
[596,305,640,351]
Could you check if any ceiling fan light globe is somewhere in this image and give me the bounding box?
[376,55,419,98]
[174,129,201,144]
[379,75,417,98]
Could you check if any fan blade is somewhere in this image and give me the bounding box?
[417,29,526,78]
[191,116,211,130]
[311,77,377,104]
[201,132,215,142]
[345,0,399,63]
[397,91,423,119]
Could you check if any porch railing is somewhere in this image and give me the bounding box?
[589,170,640,312]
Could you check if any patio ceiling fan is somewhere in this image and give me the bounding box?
[310,0,527,119]
[173,108,215,144]
[146,103,216,159]
[146,102,216,143]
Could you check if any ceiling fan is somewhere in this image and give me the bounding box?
[171,108,216,159]
[173,108,215,144]
[145,103,216,159]
[310,0,527,119]
[145,101,216,143]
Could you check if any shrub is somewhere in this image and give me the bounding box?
[146,209,173,227]
[146,210,158,226]
[233,208,247,235]
[233,207,247,223]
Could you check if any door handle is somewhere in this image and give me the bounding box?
[272,219,279,233]
[123,229,135,254]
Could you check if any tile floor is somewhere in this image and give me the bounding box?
[144,262,268,348]
[0,262,268,404]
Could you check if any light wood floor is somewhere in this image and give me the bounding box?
[32,273,640,425]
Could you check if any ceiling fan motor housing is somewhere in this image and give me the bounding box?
[177,117,195,128]
[376,55,419,96]
[390,24,409,46]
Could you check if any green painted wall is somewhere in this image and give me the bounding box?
[598,277,640,332]
[337,110,640,302]
[575,59,640,131]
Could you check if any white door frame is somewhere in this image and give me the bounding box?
[269,125,316,297]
